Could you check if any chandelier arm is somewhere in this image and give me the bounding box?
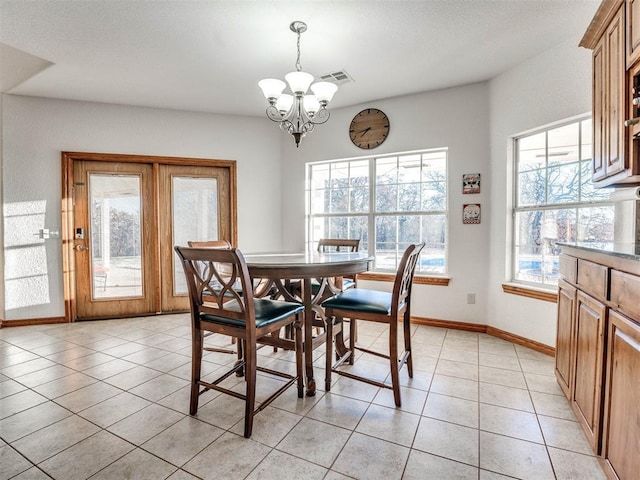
[265,105,285,123]
[310,107,330,125]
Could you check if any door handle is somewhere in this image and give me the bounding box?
[75,245,87,251]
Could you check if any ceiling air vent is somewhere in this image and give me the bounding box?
[318,70,354,85]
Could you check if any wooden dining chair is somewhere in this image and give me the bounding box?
[317,238,361,290]
[287,238,363,344]
[317,238,360,252]
[322,243,425,407]
[175,246,304,438]
[187,240,232,249]
[186,240,239,354]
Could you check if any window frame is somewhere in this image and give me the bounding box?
[510,114,614,290]
[306,148,449,276]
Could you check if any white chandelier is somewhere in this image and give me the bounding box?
[258,21,338,147]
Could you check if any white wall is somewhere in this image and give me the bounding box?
[280,82,492,325]
[487,35,592,346]
[2,95,283,320]
[0,93,4,319]
[1,36,593,346]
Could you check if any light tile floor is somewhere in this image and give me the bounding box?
[0,314,608,480]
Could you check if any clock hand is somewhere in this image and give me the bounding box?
[360,127,371,137]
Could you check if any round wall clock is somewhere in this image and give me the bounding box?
[349,108,390,149]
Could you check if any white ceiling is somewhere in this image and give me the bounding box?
[0,0,600,117]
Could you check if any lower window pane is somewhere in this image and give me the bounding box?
[311,216,368,252]
[515,205,614,285]
[375,216,397,249]
[420,243,445,273]
[577,206,614,243]
[348,217,368,252]
[398,215,420,243]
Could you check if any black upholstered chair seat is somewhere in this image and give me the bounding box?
[201,299,303,328]
[322,288,392,315]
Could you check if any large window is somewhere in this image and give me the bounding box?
[513,116,614,287]
[307,149,447,274]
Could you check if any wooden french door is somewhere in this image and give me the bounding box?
[66,153,236,320]
[159,164,232,311]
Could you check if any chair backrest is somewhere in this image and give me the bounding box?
[187,240,232,248]
[317,238,360,253]
[186,240,234,282]
[175,246,256,331]
[391,243,425,316]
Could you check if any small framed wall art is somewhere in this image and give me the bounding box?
[463,204,481,224]
[462,173,480,194]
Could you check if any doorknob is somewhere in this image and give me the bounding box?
[75,245,87,251]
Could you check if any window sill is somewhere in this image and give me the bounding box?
[358,272,450,286]
[502,283,557,303]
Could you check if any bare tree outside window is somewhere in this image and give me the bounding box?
[307,150,448,273]
[513,117,614,287]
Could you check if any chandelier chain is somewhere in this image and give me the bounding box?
[295,30,302,72]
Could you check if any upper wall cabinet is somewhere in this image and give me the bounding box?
[627,0,640,66]
[582,0,640,187]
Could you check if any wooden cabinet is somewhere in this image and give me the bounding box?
[627,0,640,66]
[556,244,640,479]
[602,310,640,480]
[590,6,626,183]
[572,291,607,451]
[608,8,626,180]
[555,279,576,398]
[582,0,640,187]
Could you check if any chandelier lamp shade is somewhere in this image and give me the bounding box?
[258,21,338,147]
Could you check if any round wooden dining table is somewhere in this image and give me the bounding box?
[244,251,373,396]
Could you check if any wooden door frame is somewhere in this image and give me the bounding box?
[62,152,237,322]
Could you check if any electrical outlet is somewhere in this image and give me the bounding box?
[467,293,476,304]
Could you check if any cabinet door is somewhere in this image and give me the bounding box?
[606,7,626,178]
[572,290,607,452]
[592,7,626,183]
[555,280,576,399]
[602,310,640,480]
[593,36,607,182]
[627,0,640,67]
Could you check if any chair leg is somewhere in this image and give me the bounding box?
[190,328,204,415]
[295,314,304,398]
[403,311,413,378]
[325,312,334,391]
[272,328,280,352]
[388,321,401,407]
[244,341,257,438]
[349,318,357,365]
[333,315,348,362]
[235,339,245,377]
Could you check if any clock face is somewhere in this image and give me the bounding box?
[349,108,390,149]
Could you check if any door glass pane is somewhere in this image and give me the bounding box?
[90,174,143,299]
[172,176,218,294]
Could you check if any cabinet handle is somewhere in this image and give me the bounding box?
[624,117,640,127]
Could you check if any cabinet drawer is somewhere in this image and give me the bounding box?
[559,255,577,284]
[577,259,608,300]
[611,270,640,321]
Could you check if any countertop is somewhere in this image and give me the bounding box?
[557,242,640,261]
